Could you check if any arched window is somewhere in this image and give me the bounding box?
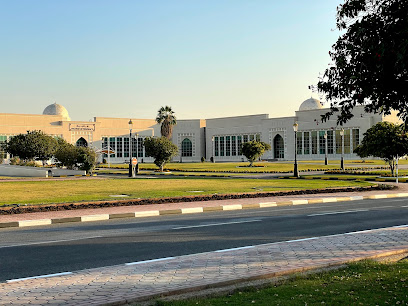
[76,137,88,147]
[181,138,192,157]
[274,134,284,159]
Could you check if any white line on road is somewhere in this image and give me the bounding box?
[308,209,369,217]
[402,205,408,208]
[0,236,103,249]
[172,219,262,230]
[215,246,254,253]
[125,257,175,266]
[7,272,72,283]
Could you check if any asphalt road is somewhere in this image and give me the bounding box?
[1,197,408,282]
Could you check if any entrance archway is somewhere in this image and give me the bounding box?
[274,134,284,158]
[76,137,88,147]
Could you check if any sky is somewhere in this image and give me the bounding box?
[0,0,342,121]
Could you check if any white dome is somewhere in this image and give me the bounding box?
[299,97,323,111]
[43,103,71,121]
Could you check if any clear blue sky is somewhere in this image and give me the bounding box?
[0,0,341,121]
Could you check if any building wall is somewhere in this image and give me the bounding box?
[1,102,403,163]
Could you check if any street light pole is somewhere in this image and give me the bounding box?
[324,131,328,166]
[135,133,139,175]
[128,119,133,177]
[211,136,215,163]
[293,122,299,178]
[340,128,344,171]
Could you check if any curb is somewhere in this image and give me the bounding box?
[1,192,408,229]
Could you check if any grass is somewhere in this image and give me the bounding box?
[98,162,340,173]
[150,259,408,306]
[0,177,373,206]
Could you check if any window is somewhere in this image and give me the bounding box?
[296,132,302,154]
[303,132,310,154]
[256,134,261,141]
[319,131,326,154]
[0,135,7,159]
[327,131,334,154]
[76,137,88,147]
[237,136,243,155]
[243,135,248,143]
[335,130,342,154]
[109,137,115,157]
[352,129,360,151]
[226,136,231,156]
[181,138,192,157]
[232,136,237,156]
[214,137,219,156]
[220,136,225,156]
[138,137,143,157]
[124,138,129,158]
[131,138,137,157]
[274,134,284,158]
[344,129,351,154]
[249,135,254,141]
[116,137,123,157]
[311,131,317,154]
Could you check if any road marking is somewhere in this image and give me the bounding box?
[386,199,408,202]
[215,246,254,253]
[308,209,369,217]
[7,272,72,283]
[172,219,261,230]
[0,236,102,249]
[125,257,175,266]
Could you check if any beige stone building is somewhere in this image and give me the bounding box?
[0,100,401,163]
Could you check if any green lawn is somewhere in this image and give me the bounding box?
[150,259,408,306]
[98,162,340,173]
[0,177,373,205]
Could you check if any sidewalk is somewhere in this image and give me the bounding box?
[1,182,408,228]
[1,225,407,305]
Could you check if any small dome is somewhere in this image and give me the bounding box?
[299,97,323,111]
[43,103,71,121]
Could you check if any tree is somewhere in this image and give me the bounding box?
[156,106,177,139]
[3,130,57,162]
[54,139,97,173]
[54,138,78,169]
[76,146,97,174]
[354,122,408,175]
[318,0,408,125]
[143,137,178,171]
[241,140,271,167]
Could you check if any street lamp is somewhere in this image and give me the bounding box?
[135,133,139,174]
[324,131,328,166]
[293,122,299,178]
[128,119,133,177]
[211,136,215,163]
[340,128,344,170]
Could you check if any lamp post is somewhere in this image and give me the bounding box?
[211,136,215,163]
[340,128,344,170]
[324,131,328,165]
[135,133,139,174]
[128,119,133,177]
[293,122,299,178]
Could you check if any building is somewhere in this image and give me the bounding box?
[0,99,401,163]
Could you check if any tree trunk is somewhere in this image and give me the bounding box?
[160,164,164,172]
[389,159,395,176]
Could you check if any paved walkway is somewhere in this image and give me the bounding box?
[1,225,407,305]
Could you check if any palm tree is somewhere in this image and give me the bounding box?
[156,106,177,140]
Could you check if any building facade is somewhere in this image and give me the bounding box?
[0,99,401,163]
